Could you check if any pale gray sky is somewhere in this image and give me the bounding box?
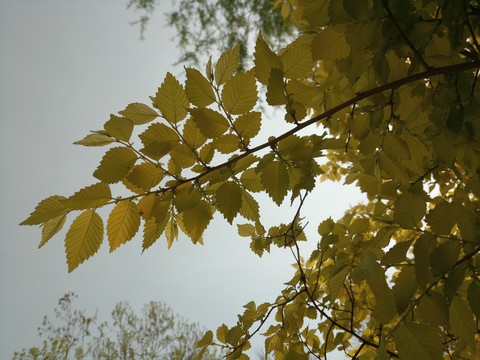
[0,1,363,358]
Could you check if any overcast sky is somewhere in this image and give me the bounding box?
[0,1,363,358]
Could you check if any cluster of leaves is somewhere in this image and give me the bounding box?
[13,292,222,360]
[128,0,294,67]
[22,0,480,358]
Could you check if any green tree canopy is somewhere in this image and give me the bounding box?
[13,292,222,360]
[22,0,480,358]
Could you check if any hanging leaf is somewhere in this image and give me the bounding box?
[93,147,137,183]
[260,161,289,206]
[181,200,213,243]
[65,210,103,272]
[107,200,141,252]
[118,102,159,125]
[39,213,67,248]
[281,35,314,79]
[153,72,189,124]
[393,192,426,229]
[449,295,476,349]
[63,183,112,210]
[221,70,258,115]
[215,181,242,223]
[394,321,443,360]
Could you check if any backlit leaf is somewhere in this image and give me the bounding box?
[185,67,216,107]
[414,234,435,289]
[370,269,396,324]
[213,134,240,154]
[239,189,260,223]
[73,133,114,147]
[417,291,449,327]
[182,118,207,149]
[21,195,68,226]
[394,321,443,360]
[63,183,112,210]
[65,210,103,272]
[234,112,261,143]
[311,28,350,61]
[260,161,289,206]
[153,72,189,124]
[39,213,67,248]
[142,217,166,252]
[139,123,180,160]
[126,163,164,190]
[266,68,287,106]
[394,192,426,229]
[281,35,314,79]
[215,44,240,86]
[449,295,476,349]
[104,115,133,142]
[221,70,257,115]
[216,181,242,223]
[107,200,141,252]
[254,32,282,84]
[468,280,480,318]
[181,200,213,243]
[118,102,159,125]
[429,240,460,277]
[93,147,137,183]
[426,201,455,235]
[381,239,412,265]
[190,108,229,138]
[393,266,417,314]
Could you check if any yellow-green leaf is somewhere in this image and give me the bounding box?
[426,201,456,235]
[190,108,229,138]
[213,134,240,154]
[107,200,141,252]
[182,117,207,148]
[393,266,417,314]
[185,67,216,107]
[394,192,426,229]
[118,102,159,125]
[237,223,256,237]
[142,217,167,252]
[234,111,261,143]
[153,72,189,124]
[239,189,260,223]
[281,35,314,79]
[254,32,282,85]
[449,295,476,349]
[139,123,180,160]
[181,200,213,243]
[104,115,133,142]
[260,161,289,206]
[311,28,350,61]
[73,133,114,147]
[63,183,112,210]
[197,330,213,348]
[93,147,137,183]
[266,68,287,106]
[21,195,68,226]
[417,291,449,327]
[65,210,103,272]
[39,213,67,248]
[216,181,242,223]
[381,240,413,265]
[215,44,240,86]
[126,163,164,191]
[429,240,460,276]
[370,269,397,324]
[221,70,257,115]
[394,321,443,360]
